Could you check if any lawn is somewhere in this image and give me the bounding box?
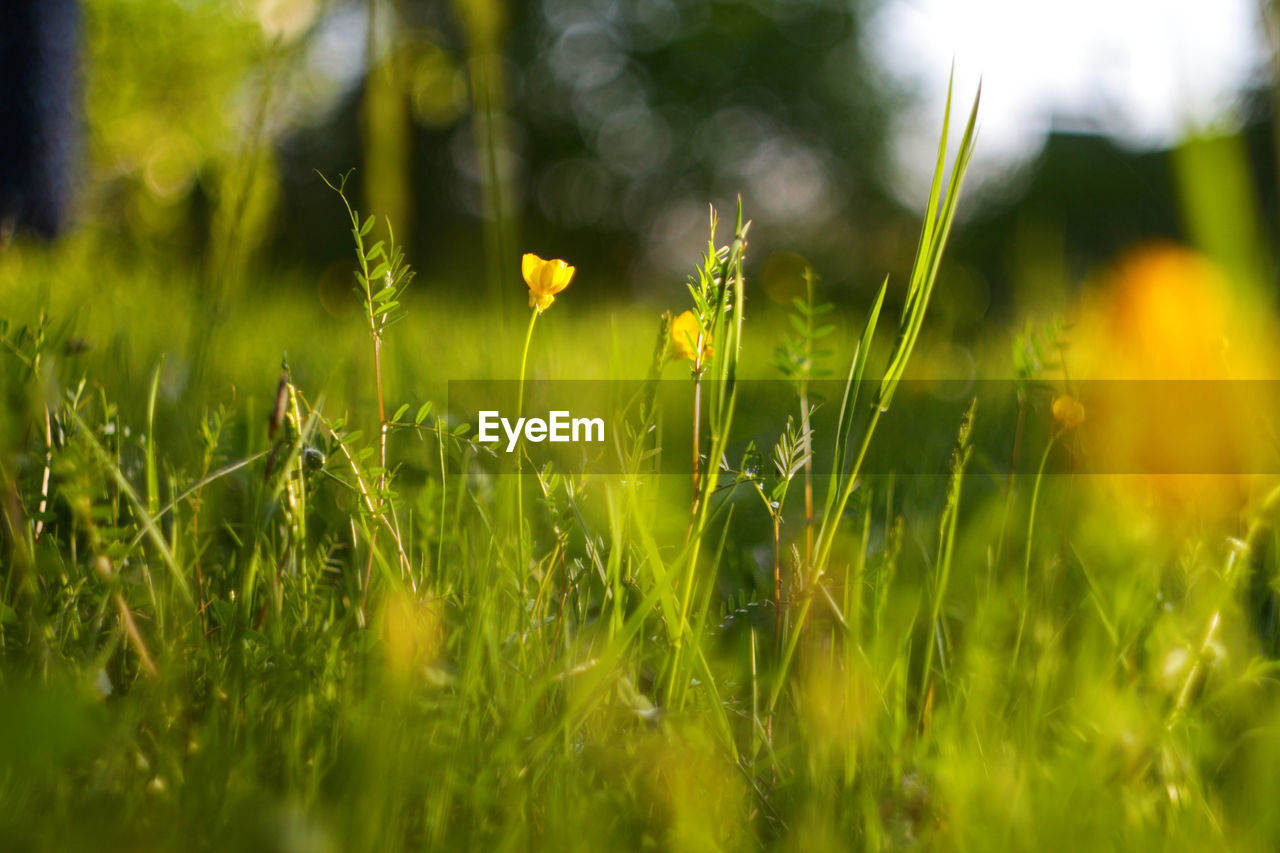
[2,64,1279,853]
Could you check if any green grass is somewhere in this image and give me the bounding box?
[2,86,1280,853]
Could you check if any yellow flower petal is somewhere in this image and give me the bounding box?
[671,310,711,361]
[522,254,545,290]
[550,261,576,294]
[522,253,575,311]
[538,262,559,294]
[1052,394,1086,430]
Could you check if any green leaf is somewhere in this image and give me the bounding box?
[824,274,888,520]
[360,214,375,236]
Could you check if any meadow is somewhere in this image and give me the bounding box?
[3,80,1280,853]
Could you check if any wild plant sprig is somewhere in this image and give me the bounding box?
[772,76,981,713]
[774,266,833,565]
[318,170,415,501]
[918,397,976,724]
[318,171,416,620]
[996,318,1069,573]
[817,78,980,575]
[744,412,814,638]
[668,202,750,706]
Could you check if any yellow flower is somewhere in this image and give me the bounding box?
[522,253,576,312]
[1052,394,1086,430]
[670,310,712,361]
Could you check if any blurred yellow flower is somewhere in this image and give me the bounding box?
[1067,242,1280,519]
[671,310,712,361]
[377,587,444,688]
[1052,394,1086,430]
[522,253,575,311]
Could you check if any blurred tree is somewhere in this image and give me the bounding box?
[42,0,1279,322]
[272,0,899,300]
[362,0,414,253]
[949,90,1278,321]
[453,0,519,322]
[507,0,896,287]
[83,0,267,254]
[21,0,902,304]
[0,0,80,241]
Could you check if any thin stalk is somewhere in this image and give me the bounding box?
[800,270,816,566]
[918,400,975,728]
[516,309,539,427]
[800,386,813,566]
[515,308,540,574]
[750,628,761,761]
[319,173,419,612]
[436,417,448,577]
[113,587,158,679]
[373,332,387,497]
[667,215,748,705]
[770,404,881,713]
[848,497,872,648]
[33,406,52,540]
[772,512,783,644]
[691,372,703,518]
[817,405,883,572]
[1012,431,1058,668]
[994,388,1027,584]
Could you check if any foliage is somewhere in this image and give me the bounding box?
[3,76,1280,853]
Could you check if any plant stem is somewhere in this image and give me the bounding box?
[1012,431,1058,668]
[373,332,387,497]
[515,308,539,575]
[517,309,539,421]
[772,512,783,644]
[800,387,813,566]
[800,269,815,567]
[770,404,881,714]
[994,388,1027,587]
[690,372,702,521]
[669,232,746,707]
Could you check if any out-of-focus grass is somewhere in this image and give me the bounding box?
[3,89,1280,853]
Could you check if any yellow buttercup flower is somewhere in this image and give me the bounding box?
[671,310,712,361]
[522,253,576,311]
[1052,394,1086,430]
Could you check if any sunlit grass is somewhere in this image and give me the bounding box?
[3,81,1280,853]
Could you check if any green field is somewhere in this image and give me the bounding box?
[4,13,1280,850]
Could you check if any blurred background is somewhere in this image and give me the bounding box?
[4,0,1280,379]
[8,7,1280,850]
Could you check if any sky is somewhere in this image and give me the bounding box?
[866,0,1273,204]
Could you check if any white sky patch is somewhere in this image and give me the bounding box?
[288,3,369,123]
[866,0,1272,207]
